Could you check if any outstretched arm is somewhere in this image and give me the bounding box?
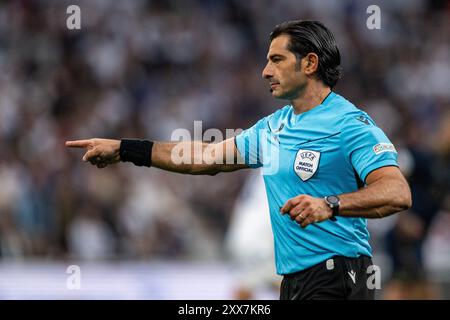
[65,137,248,175]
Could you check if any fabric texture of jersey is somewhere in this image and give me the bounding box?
[235,92,398,275]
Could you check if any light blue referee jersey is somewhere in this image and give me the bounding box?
[235,92,398,275]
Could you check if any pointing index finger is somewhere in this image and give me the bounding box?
[65,140,92,148]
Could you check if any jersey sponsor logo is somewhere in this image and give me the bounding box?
[356,115,370,125]
[373,143,397,155]
[294,149,321,181]
[348,270,356,284]
[275,123,284,132]
[267,122,284,143]
[267,121,285,133]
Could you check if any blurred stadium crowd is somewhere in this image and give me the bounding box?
[0,0,449,298]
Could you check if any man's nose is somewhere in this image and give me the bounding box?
[262,64,273,79]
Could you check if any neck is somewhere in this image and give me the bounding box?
[291,82,331,115]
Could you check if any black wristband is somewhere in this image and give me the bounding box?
[119,139,153,167]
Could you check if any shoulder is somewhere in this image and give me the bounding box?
[330,94,378,131]
[257,105,291,131]
[267,104,292,121]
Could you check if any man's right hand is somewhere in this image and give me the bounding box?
[65,138,121,168]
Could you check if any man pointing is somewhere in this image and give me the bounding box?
[67,20,411,300]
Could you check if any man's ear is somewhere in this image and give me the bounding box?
[303,53,319,75]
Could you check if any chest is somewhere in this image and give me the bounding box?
[261,127,346,184]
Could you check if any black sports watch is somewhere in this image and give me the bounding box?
[324,195,340,222]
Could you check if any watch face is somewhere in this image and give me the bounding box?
[327,196,340,206]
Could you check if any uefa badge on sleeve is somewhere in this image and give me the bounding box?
[294,149,321,181]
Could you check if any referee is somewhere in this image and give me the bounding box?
[66,20,412,300]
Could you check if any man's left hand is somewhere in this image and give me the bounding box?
[280,195,333,228]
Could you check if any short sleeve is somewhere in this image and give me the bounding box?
[341,113,398,182]
[235,117,268,168]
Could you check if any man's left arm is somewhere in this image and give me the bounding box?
[281,166,412,228]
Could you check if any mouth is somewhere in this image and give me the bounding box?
[270,82,279,88]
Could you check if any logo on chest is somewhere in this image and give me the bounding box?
[294,149,321,181]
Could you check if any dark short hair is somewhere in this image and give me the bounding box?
[270,20,342,88]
